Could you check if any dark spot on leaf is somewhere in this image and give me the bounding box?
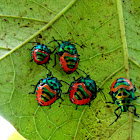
[106,105,110,108]
[38,34,42,38]
[91,43,93,46]
[18,23,20,25]
[45,4,47,6]
[70,112,73,117]
[88,19,90,20]
[109,2,114,5]
[47,26,52,30]
[49,126,51,128]
[56,119,59,122]
[23,26,29,27]
[80,17,83,20]
[4,19,8,21]
[77,34,79,36]
[7,48,11,50]
[49,12,52,15]
[30,8,32,10]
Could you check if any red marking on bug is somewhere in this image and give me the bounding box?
[59,52,79,74]
[36,84,57,106]
[69,82,92,105]
[33,49,50,64]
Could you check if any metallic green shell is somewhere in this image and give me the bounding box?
[114,78,131,88]
[40,87,56,102]
[58,41,78,55]
[64,56,78,69]
[69,75,97,95]
[35,77,62,95]
[78,76,97,94]
[31,44,51,60]
[112,88,134,112]
[111,78,135,112]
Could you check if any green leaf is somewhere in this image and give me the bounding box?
[0,0,140,140]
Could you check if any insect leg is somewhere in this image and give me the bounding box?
[109,106,121,126]
[29,79,43,94]
[53,52,58,67]
[128,105,139,117]
[97,87,106,101]
[134,95,140,100]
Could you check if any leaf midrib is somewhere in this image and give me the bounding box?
[0,0,77,61]
[117,0,131,139]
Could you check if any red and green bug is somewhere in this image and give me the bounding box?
[30,43,51,69]
[67,75,100,109]
[49,37,83,74]
[107,77,140,125]
[29,73,65,106]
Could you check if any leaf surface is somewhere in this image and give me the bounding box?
[0,0,140,140]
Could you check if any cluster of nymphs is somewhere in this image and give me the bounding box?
[29,37,139,125]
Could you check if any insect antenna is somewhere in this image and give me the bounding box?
[97,87,106,101]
